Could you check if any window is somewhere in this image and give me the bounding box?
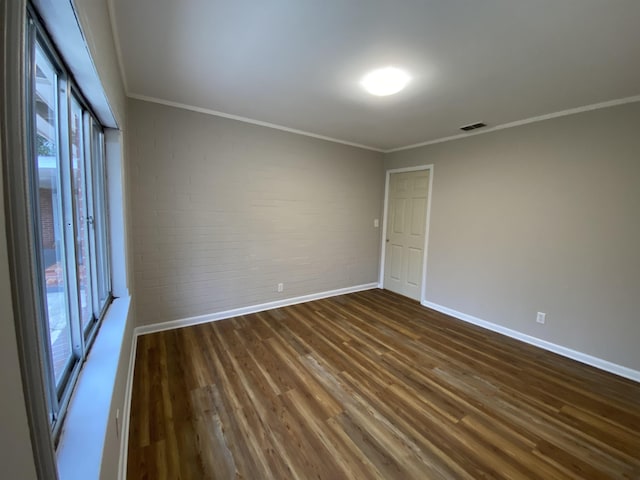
[27,12,112,439]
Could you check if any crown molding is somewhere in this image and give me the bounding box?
[386,94,640,153]
[127,93,386,152]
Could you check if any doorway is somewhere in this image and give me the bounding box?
[380,166,433,301]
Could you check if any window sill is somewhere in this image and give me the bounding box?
[56,295,131,480]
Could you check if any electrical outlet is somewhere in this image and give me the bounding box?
[374,218,379,228]
[536,312,546,324]
[277,283,284,292]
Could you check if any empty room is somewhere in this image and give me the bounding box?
[2,1,640,479]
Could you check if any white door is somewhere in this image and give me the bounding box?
[384,170,430,300]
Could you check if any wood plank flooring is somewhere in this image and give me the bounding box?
[127,289,640,479]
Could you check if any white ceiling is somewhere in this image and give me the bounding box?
[111,0,640,151]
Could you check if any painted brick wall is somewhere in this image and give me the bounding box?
[128,99,384,326]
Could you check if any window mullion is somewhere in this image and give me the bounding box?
[95,129,111,306]
[83,111,100,337]
[84,116,97,321]
[56,76,84,363]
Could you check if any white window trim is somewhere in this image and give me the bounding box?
[56,128,131,479]
[56,296,131,480]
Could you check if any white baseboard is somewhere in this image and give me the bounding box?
[422,300,640,383]
[118,321,139,480]
[117,288,638,477]
[118,282,378,478]
[135,283,379,336]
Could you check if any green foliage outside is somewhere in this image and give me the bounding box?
[37,134,55,156]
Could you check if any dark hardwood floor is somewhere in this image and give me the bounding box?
[127,289,640,479]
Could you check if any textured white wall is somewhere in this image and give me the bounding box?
[128,99,384,326]
[386,102,640,371]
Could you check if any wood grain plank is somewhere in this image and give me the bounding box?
[128,289,640,479]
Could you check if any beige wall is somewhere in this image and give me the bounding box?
[128,99,384,326]
[0,155,38,480]
[2,1,40,477]
[385,102,640,371]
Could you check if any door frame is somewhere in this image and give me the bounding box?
[378,165,434,303]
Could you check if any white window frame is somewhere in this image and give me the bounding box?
[25,7,113,443]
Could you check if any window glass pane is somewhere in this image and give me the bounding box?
[92,128,110,309]
[70,97,94,332]
[34,42,73,386]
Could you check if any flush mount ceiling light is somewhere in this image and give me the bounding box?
[360,67,411,96]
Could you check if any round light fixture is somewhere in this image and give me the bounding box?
[360,67,411,96]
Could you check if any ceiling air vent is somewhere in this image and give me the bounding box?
[460,122,487,132]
